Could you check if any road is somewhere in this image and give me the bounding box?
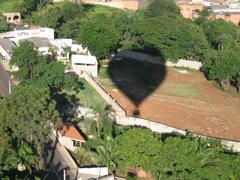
[0,63,10,96]
[44,135,79,180]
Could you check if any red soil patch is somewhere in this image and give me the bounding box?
[97,68,240,141]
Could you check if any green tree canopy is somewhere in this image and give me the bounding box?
[10,41,39,80]
[144,0,179,17]
[0,15,9,33]
[203,19,239,50]
[77,14,121,59]
[0,86,61,175]
[202,48,240,91]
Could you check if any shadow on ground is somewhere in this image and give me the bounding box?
[107,48,167,116]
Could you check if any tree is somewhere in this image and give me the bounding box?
[0,86,61,175]
[115,128,162,172]
[179,19,209,61]
[10,41,39,81]
[21,0,38,15]
[203,19,239,50]
[144,0,179,17]
[77,14,121,59]
[0,15,9,33]
[11,41,68,91]
[202,49,240,91]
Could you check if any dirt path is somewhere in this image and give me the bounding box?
[99,69,240,141]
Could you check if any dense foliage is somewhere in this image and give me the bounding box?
[0,86,61,179]
[83,116,240,179]
[77,14,121,58]
[10,41,82,92]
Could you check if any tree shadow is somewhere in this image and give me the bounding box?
[107,46,167,116]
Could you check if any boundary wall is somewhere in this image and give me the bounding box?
[114,50,202,70]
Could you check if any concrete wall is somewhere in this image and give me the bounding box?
[115,50,202,70]
[0,46,11,60]
[78,167,108,176]
[72,62,98,77]
[82,72,126,116]
[115,115,240,152]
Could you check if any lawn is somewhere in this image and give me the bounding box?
[0,0,23,12]
[161,83,199,97]
[84,4,123,17]
[67,78,107,111]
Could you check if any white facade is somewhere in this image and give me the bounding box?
[71,44,91,55]
[72,55,98,77]
[58,134,84,151]
[0,46,11,60]
[0,27,55,40]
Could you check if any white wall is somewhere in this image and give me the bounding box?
[73,64,98,77]
[58,135,83,151]
[0,46,11,60]
[0,28,55,40]
[78,167,108,177]
[71,44,90,55]
[115,50,202,70]
[82,72,126,116]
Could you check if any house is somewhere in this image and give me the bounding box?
[3,12,22,25]
[72,54,98,77]
[0,38,16,60]
[209,5,240,25]
[19,37,52,55]
[176,0,203,19]
[0,25,55,40]
[53,0,148,10]
[58,123,86,151]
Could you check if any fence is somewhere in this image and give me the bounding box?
[114,50,202,70]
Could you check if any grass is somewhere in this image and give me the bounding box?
[0,0,23,12]
[74,78,107,111]
[84,4,123,17]
[162,83,199,97]
[171,66,196,73]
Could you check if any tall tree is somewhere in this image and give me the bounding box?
[144,0,179,17]
[0,86,61,175]
[77,14,121,59]
[0,15,9,33]
[202,49,240,91]
[10,41,39,81]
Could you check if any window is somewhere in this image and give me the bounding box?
[72,140,81,147]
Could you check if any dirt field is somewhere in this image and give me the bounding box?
[97,66,240,141]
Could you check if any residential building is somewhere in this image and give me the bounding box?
[19,37,52,55]
[58,123,86,151]
[3,12,22,25]
[72,54,98,77]
[0,25,55,40]
[0,38,16,60]
[176,0,203,19]
[209,5,240,25]
[53,0,149,10]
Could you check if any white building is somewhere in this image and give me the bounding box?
[58,123,86,151]
[0,38,16,60]
[72,54,98,77]
[0,26,55,41]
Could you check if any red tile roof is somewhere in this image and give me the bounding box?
[59,123,85,142]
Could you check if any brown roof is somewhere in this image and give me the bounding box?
[59,123,85,142]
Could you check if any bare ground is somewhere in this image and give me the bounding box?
[97,68,240,141]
